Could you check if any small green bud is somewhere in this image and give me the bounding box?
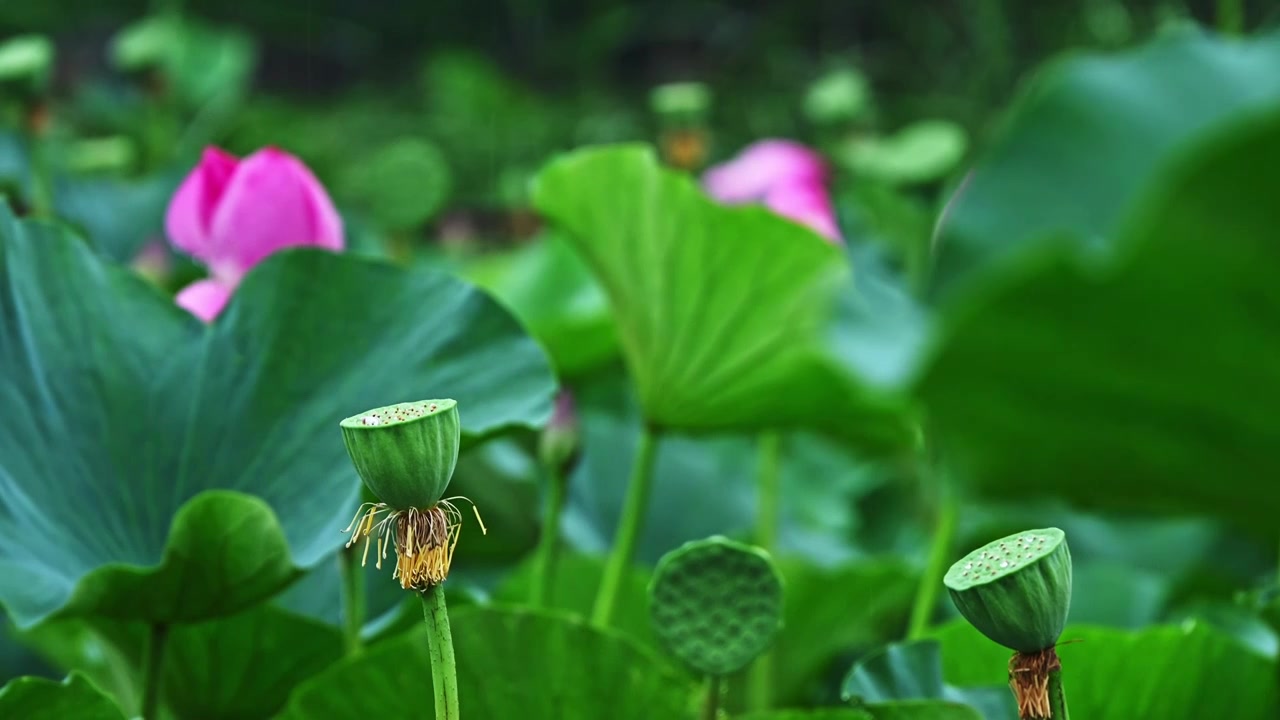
[649,536,783,676]
[649,81,711,123]
[945,528,1072,653]
[340,399,460,510]
[110,16,180,73]
[804,67,870,125]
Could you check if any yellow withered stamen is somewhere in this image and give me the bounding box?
[341,498,485,591]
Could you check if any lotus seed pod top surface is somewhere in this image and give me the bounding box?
[648,536,784,677]
[944,528,1065,590]
[339,399,460,510]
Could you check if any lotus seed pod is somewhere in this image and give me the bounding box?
[649,536,783,676]
[944,528,1072,653]
[340,399,460,510]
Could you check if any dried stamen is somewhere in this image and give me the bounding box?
[1009,647,1061,719]
[342,498,487,591]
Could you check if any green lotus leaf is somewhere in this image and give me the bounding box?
[841,640,1015,720]
[773,558,918,704]
[0,673,125,720]
[840,120,967,186]
[338,137,452,229]
[464,231,618,378]
[932,620,1279,719]
[919,107,1280,536]
[740,704,983,720]
[933,28,1280,297]
[532,144,915,452]
[279,605,697,720]
[0,203,554,627]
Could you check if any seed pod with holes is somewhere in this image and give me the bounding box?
[945,527,1072,653]
[649,536,784,677]
[340,399,461,510]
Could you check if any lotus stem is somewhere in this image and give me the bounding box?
[421,584,460,719]
[530,462,568,607]
[908,483,957,639]
[139,622,169,719]
[1218,0,1244,35]
[1048,668,1070,720]
[1010,648,1069,719]
[702,674,722,720]
[747,430,782,711]
[25,103,52,219]
[339,545,366,654]
[591,423,659,628]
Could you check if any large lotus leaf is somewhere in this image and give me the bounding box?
[842,641,1014,720]
[932,620,1279,719]
[934,28,1280,296]
[279,605,697,720]
[18,605,343,719]
[0,204,555,627]
[464,231,618,377]
[54,171,180,262]
[918,108,1280,536]
[532,145,914,452]
[0,615,52,684]
[0,673,125,720]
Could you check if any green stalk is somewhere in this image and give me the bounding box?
[139,623,169,719]
[1048,669,1070,720]
[591,424,659,628]
[701,674,722,720]
[530,462,568,607]
[907,483,958,640]
[1218,0,1244,35]
[747,431,782,711]
[754,432,782,551]
[338,545,366,654]
[420,585,460,719]
[25,104,52,219]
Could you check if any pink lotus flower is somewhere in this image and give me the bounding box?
[166,146,344,321]
[702,139,842,243]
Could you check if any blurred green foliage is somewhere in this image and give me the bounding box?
[2,2,1280,719]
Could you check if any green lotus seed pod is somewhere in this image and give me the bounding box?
[649,536,783,676]
[339,399,460,510]
[944,528,1072,653]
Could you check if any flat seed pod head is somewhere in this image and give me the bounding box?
[649,536,784,676]
[340,399,460,510]
[944,527,1072,653]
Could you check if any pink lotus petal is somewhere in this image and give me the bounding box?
[165,147,239,263]
[208,147,344,278]
[764,180,843,243]
[702,139,828,204]
[175,278,234,323]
